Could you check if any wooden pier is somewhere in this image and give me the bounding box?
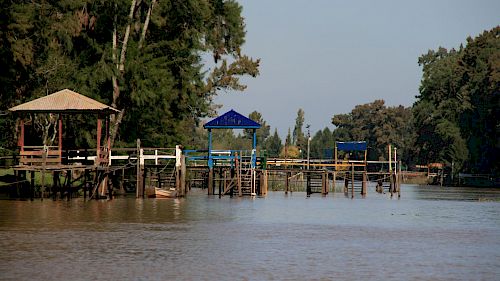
[4,97,401,200]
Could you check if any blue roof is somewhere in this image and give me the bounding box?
[336,141,367,151]
[204,110,261,129]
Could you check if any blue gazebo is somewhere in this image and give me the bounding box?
[203,109,261,169]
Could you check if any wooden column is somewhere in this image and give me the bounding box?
[285,171,290,194]
[306,172,311,197]
[181,155,186,195]
[262,170,268,196]
[322,171,328,196]
[361,172,367,195]
[208,168,214,196]
[351,163,354,199]
[136,139,141,198]
[19,119,25,151]
[96,117,102,165]
[106,116,110,154]
[30,171,35,201]
[58,114,63,163]
[398,160,402,198]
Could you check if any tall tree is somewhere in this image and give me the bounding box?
[457,27,499,174]
[293,108,305,147]
[263,128,282,157]
[413,26,499,174]
[332,100,414,162]
[244,110,270,147]
[1,0,260,149]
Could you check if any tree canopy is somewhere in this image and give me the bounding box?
[1,0,259,149]
[413,26,499,174]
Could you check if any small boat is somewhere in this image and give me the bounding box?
[152,187,177,198]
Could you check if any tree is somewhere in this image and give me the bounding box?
[264,129,282,157]
[293,108,305,150]
[310,127,336,159]
[244,111,270,147]
[332,100,414,162]
[457,27,499,174]
[0,0,260,150]
[413,26,499,174]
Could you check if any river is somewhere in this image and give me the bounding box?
[1,185,499,280]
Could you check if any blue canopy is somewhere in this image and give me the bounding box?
[336,141,367,151]
[204,109,261,129]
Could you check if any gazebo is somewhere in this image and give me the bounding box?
[203,109,261,196]
[203,109,261,169]
[8,89,119,167]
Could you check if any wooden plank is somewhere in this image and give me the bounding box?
[20,158,61,164]
[21,150,61,156]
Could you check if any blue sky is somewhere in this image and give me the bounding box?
[213,0,500,138]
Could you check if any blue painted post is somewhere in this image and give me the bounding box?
[208,129,213,169]
[252,129,257,168]
[208,129,214,195]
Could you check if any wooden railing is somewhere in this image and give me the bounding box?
[19,146,61,166]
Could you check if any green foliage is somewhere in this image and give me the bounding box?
[292,108,305,147]
[0,0,259,150]
[244,111,270,145]
[332,100,414,162]
[263,129,282,157]
[413,26,499,174]
[310,127,336,159]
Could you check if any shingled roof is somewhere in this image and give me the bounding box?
[8,89,119,114]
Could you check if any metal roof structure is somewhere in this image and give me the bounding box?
[8,89,119,114]
[336,141,367,151]
[204,109,261,129]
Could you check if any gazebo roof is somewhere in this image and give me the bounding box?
[8,89,119,114]
[204,109,261,129]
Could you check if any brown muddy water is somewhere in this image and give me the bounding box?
[1,185,499,281]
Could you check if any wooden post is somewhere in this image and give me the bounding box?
[83,169,88,200]
[136,139,141,198]
[398,160,402,198]
[235,152,241,197]
[351,163,354,199]
[58,114,63,163]
[332,171,336,192]
[208,168,214,195]
[285,171,290,194]
[121,168,125,194]
[388,144,392,173]
[142,166,147,199]
[361,172,367,195]
[181,155,186,195]
[67,170,72,200]
[30,171,35,201]
[321,171,327,196]
[344,174,348,194]
[218,168,222,198]
[262,170,268,196]
[158,166,162,190]
[41,148,46,200]
[97,118,102,165]
[306,172,311,197]
[18,119,25,151]
[106,115,111,165]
